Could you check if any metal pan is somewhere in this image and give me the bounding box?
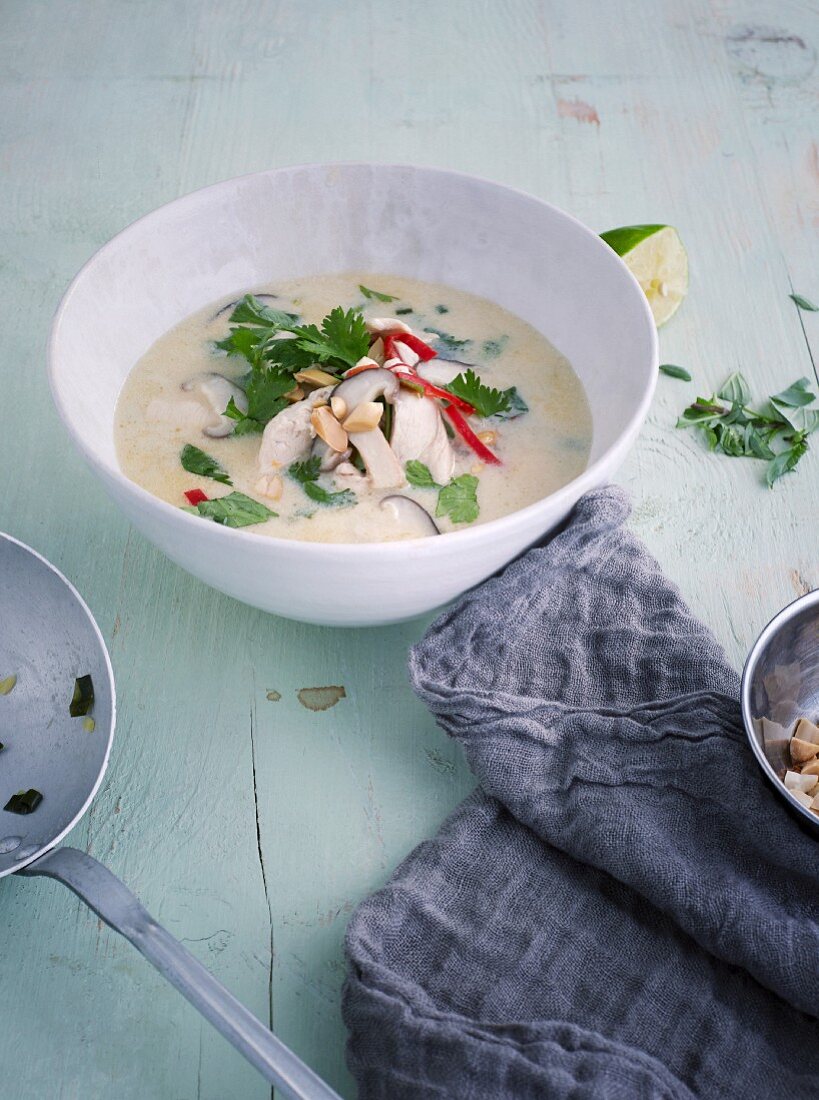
[0,533,339,1100]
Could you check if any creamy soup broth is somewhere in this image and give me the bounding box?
[115,273,592,542]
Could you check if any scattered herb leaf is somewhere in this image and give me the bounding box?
[789,293,819,312]
[481,335,508,359]
[180,444,232,486]
[436,474,480,524]
[444,369,512,418]
[659,364,692,381]
[492,387,529,421]
[69,675,94,717]
[677,372,818,487]
[423,327,471,358]
[395,307,413,315]
[289,455,322,484]
[359,284,398,303]
[405,461,440,489]
[83,717,96,733]
[0,674,17,696]
[4,789,43,815]
[435,304,449,314]
[190,492,277,528]
[303,481,356,507]
[228,294,299,328]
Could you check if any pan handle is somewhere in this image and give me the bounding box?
[21,846,341,1100]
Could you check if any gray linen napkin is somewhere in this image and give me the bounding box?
[343,487,819,1099]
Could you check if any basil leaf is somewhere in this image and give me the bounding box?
[767,437,808,487]
[192,492,277,528]
[659,364,692,381]
[180,444,232,486]
[770,377,815,408]
[789,293,819,312]
[436,474,479,525]
[717,372,750,405]
[422,327,471,358]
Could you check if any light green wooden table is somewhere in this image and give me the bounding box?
[1,2,817,1097]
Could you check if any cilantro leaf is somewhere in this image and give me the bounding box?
[289,456,322,484]
[190,492,276,528]
[493,387,529,421]
[223,366,296,434]
[444,369,512,418]
[436,474,480,524]
[405,461,440,489]
[659,364,692,381]
[359,284,398,303]
[789,293,819,312]
[303,481,356,507]
[290,307,369,369]
[228,294,299,327]
[180,444,232,486]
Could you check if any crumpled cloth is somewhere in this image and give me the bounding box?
[343,487,819,1099]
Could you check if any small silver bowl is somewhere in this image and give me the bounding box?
[741,589,819,836]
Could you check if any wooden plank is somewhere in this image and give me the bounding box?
[0,1,816,1097]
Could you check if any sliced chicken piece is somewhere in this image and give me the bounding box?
[390,390,455,485]
[257,386,333,471]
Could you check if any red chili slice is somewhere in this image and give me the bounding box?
[396,332,437,361]
[184,489,209,506]
[393,371,475,415]
[444,405,502,465]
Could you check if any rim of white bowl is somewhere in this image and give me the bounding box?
[48,162,659,557]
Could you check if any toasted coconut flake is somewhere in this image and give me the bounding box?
[801,759,819,776]
[794,717,819,745]
[792,789,814,809]
[784,769,818,794]
[790,737,819,764]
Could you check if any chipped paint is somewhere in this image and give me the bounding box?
[557,97,600,125]
[726,24,816,85]
[296,685,346,711]
[265,689,281,702]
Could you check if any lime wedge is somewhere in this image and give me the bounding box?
[600,224,688,327]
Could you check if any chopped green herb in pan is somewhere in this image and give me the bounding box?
[69,675,94,717]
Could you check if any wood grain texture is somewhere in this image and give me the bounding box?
[0,0,816,1096]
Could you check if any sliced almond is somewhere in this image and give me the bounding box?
[330,395,347,420]
[343,401,383,433]
[255,474,283,501]
[295,368,338,389]
[800,759,819,776]
[477,430,497,446]
[794,717,819,746]
[311,405,349,452]
[365,317,412,335]
[285,385,304,403]
[790,737,819,764]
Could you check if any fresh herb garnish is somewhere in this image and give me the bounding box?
[481,335,508,359]
[789,293,819,312]
[436,474,480,524]
[677,372,818,487]
[289,455,322,484]
[492,387,528,421]
[435,304,449,314]
[359,284,398,303]
[660,364,692,381]
[216,297,369,433]
[69,675,94,717]
[4,789,43,815]
[288,455,356,507]
[444,369,512,418]
[422,327,471,358]
[189,492,277,528]
[405,460,439,489]
[180,444,232,485]
[303,481,356,507]
[395,307,413,316]
[404,463,480,524]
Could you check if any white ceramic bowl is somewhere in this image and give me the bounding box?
[49,164,657,626]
